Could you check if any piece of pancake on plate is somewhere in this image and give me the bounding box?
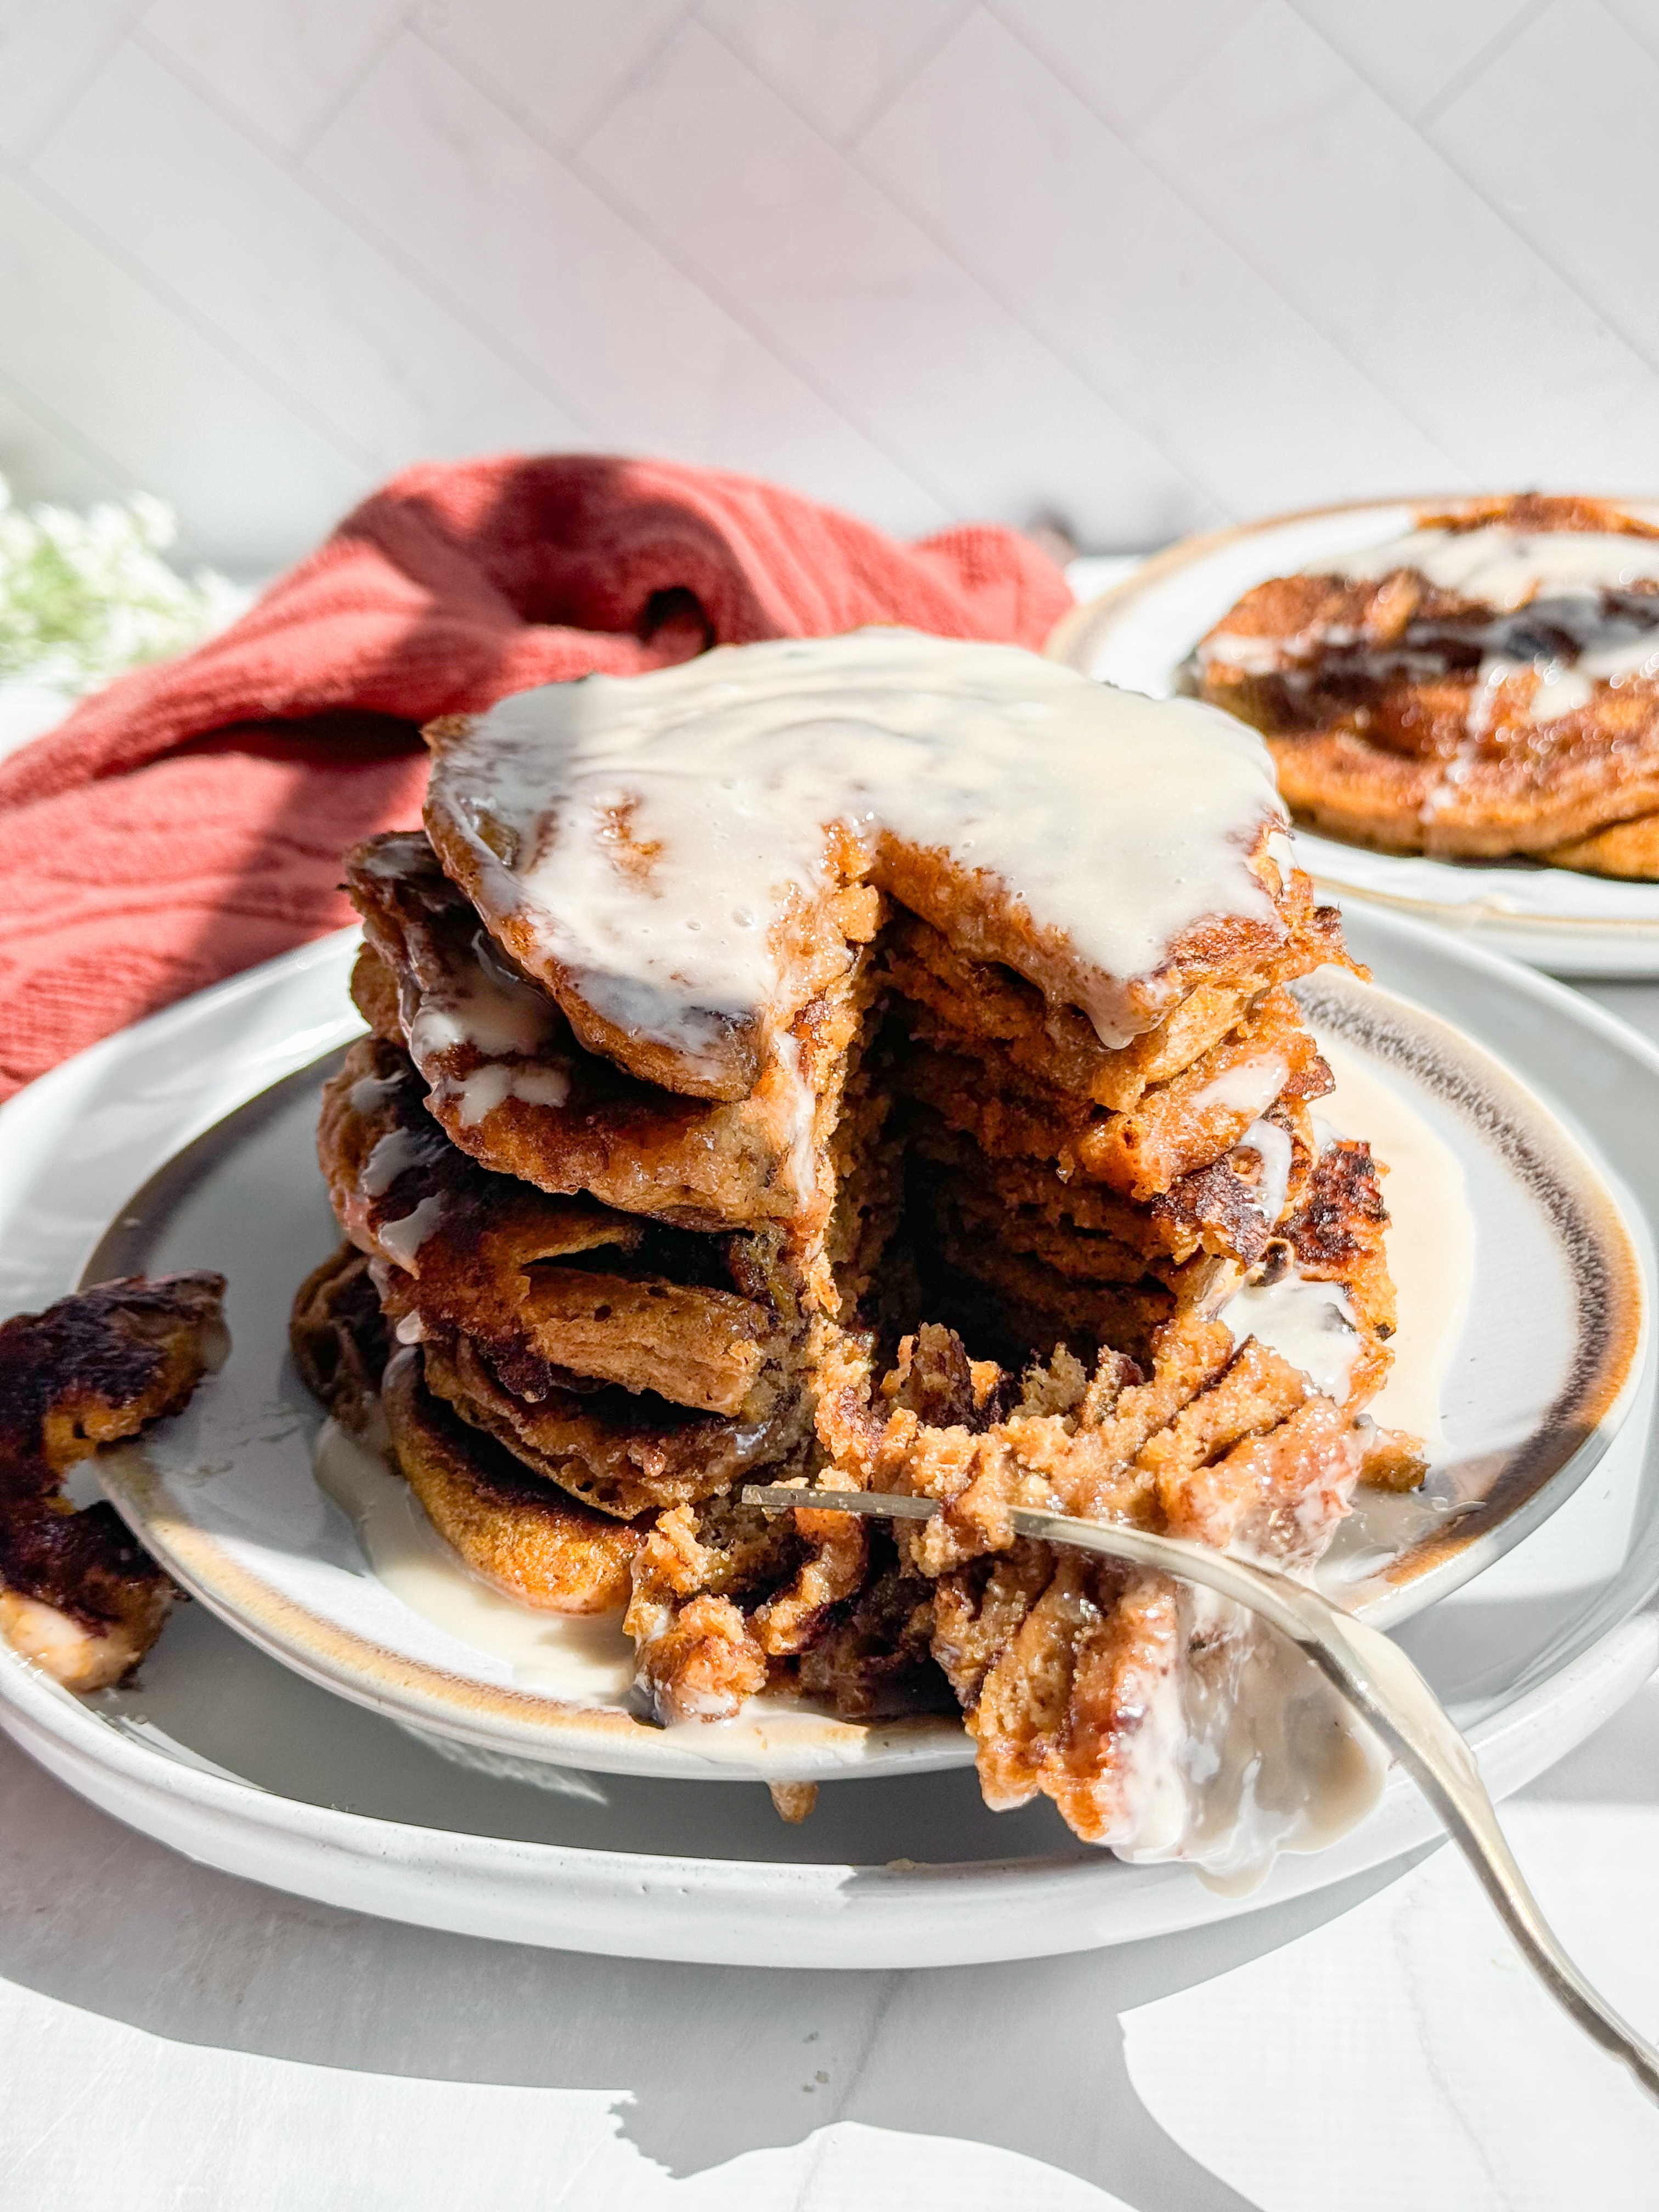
[0,1273,228,1691]
[1190,493,1659,874]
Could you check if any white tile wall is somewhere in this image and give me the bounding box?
[0,0,1654,577]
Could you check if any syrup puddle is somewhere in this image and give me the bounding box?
[312,1419,634,1702]
[1307,1031,1479,1584]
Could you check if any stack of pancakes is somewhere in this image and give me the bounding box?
[291,630,1418,1848]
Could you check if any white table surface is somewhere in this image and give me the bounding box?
[5,977,1659,2212]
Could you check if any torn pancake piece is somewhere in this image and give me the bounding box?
[813,1308,1409,1879]
[0,1273,228,1691]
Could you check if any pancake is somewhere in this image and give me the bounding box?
[1194,493,1659,866]
[418,1326,815,1520]
[878,901,1347,1113]
[888,983,1332,1203]
[812,1307,1418,1848]
[1545,811,1659,879]
[380,1347,644,1615]
[0,1271,228,1486]
[318,1036,807,1422]
[349,831,875,1228]
[289,1243,392,1437]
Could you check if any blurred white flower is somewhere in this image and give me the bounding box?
[0,476,250,759]
[0,476,246,692]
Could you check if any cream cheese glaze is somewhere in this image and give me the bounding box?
[313,1418,636,1697]
[1318,524,1659,607]
[1111,1584,1388,1894]
[424,629,1288,1086]
[1316,1036,1473,1454]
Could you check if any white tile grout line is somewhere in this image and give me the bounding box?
[983,0,1261,143]
[454,0,702,156]
[116,19,616,455]
[0,137,383,481]
[1281,0,1659,391]
[1413,0,1555,124]
[704,0,981,153]
[5,0,1650,541]
[418,15,963,519]
[868,2,1473,504]
[0,354,149,511]
[1599,0,1659,77]
[642,9,1225,524]
[995,2,1480,486]
[285,5,413,165]
[984,1,1494,488]
[8,0,150,168]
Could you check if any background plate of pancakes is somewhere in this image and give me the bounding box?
[1049,497,1659,975]
[1,909,1657,1962]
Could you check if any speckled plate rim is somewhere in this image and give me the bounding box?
[52,930,1655,1785]
[1045,494,1659,967]
[1294,966,1646,1595]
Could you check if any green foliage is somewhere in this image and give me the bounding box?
[0,477,242,688]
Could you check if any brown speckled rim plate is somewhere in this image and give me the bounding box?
[77,944,1650,1783]
[1294,967,1646,1598]
[1046,494,1659,968]
[1044,492,1453,675]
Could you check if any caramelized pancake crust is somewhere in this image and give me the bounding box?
[0,1273,227,1691]
[349,832,873,1227]
[381,1348,643,1613]
[420,1327,814,1519]
[318,1036,804,1423]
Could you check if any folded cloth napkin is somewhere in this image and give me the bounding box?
[0,454,1070,1099]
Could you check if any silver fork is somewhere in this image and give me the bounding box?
[743,1482,1659,2104]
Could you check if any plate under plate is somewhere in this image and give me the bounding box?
[2,910,1658,1963]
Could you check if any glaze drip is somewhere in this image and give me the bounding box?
[425,630,1288,1080]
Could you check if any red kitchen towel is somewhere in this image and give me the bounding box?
[0,454,1071,1098]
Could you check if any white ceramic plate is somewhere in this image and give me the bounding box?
[2,914,1658,1966]
[1048,499,1659,975]
[11,927,1646,1787]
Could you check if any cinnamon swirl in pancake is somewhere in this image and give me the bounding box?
[291,628,1420,1858]
[1193,493,1659,870]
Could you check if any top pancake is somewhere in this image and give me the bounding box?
[423,629,1297,1102]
